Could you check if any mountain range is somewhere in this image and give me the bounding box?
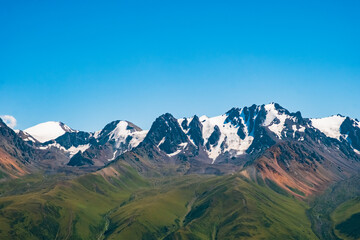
[0,103,359,239]
[3,103,360,189]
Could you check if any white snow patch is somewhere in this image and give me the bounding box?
[158,137,166,147]
[24,121,74,143]
[130,130,148,147]
[107,121,148,150]
[167,142,188,157]
[93,129,101,139]
[199,113,254,163]
[353,120,360,128]
[16,130,38,142]
[23,135,37,142]
[38,143,90,158]
[177,118,186,131]
[311,115,345,139]
[108,150,118,161]
[67,144,90,158]
[179,117,193,132]
[178,117,197,146]
[178,118,197,145]
[167,149,182,157]
[179,142,188,148]
[292,125,297,138]
[263,103,291,139]
[290,125,305,138]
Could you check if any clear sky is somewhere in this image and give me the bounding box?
[1,0,359,131]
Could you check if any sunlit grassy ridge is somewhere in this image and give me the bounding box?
[0,163,148,240]
[0,163,319,240]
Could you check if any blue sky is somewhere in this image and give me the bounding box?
[1,0,359,131]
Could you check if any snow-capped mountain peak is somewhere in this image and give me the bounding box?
[310,115,346,140]
[179,107,258,161]
[24,121,75,143]
[176,103,309,162]
[15,103,360,168]
[94,120,147,146]
[106,120,148,149]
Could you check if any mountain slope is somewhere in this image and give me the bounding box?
[0,118,35,178]
[0,148,28,179]
[0,166,318,240]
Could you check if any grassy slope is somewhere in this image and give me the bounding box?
[331,197,360,240]
[0,164,319,240]
[105,175,317,240]
[0,163,148,240]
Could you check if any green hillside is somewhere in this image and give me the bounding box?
[0,163,148,240]
[0,163,319,240]
[332,197,360,240]
[105,175,316,240]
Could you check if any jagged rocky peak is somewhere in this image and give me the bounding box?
[93,120,147,153]
[173,103,310,162]
[49,131,93,149]
[225,107,242,125]
[261,102,307,140]
[145,113,190,154]
[187,115,204,146]
[9,102,360,169]
[102,120,148,151]
[178,115,204,146]
[95,120,123,139]
[90,103,302,163]
[340,117,360,153]
[341,116,360,133]
[241,104,262,123]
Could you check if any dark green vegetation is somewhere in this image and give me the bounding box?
[335,213,360,239]
[0,163,320,240]
[307,175,360,240]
